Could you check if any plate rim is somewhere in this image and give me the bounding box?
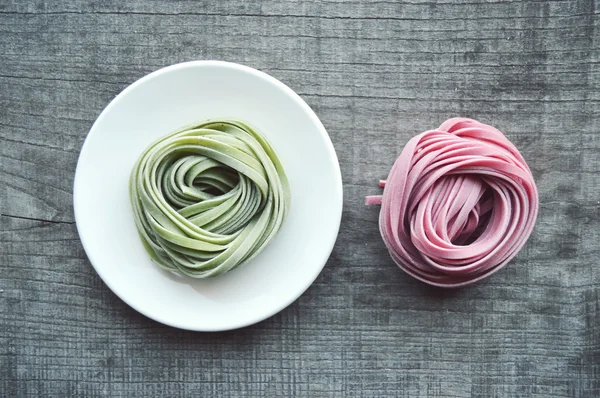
[73,60,343,331]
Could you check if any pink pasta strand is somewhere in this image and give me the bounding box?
[366,118,538,287]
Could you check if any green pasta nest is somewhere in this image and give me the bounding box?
[129,119,291,278]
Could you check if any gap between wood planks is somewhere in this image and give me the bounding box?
[0,213,75,225]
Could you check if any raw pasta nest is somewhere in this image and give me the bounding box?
[366,118,538,287]
[130,119,290,278]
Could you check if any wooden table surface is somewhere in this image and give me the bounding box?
[1,1,599,397]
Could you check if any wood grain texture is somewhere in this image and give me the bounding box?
[1,0,599,396]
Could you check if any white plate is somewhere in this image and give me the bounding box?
[74,61,342,331]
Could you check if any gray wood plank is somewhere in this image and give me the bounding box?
[1,0,599,396]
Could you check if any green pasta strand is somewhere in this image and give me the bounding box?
[129,119,291,278]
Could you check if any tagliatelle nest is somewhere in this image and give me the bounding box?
[130,119,290,278]
[367,118,538,287]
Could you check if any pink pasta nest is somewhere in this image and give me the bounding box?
[366,118,538,287]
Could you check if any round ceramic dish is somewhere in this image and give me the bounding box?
[74,61,343,331]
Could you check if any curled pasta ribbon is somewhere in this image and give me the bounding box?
[130,119,290,278]
[366,118,538,287]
